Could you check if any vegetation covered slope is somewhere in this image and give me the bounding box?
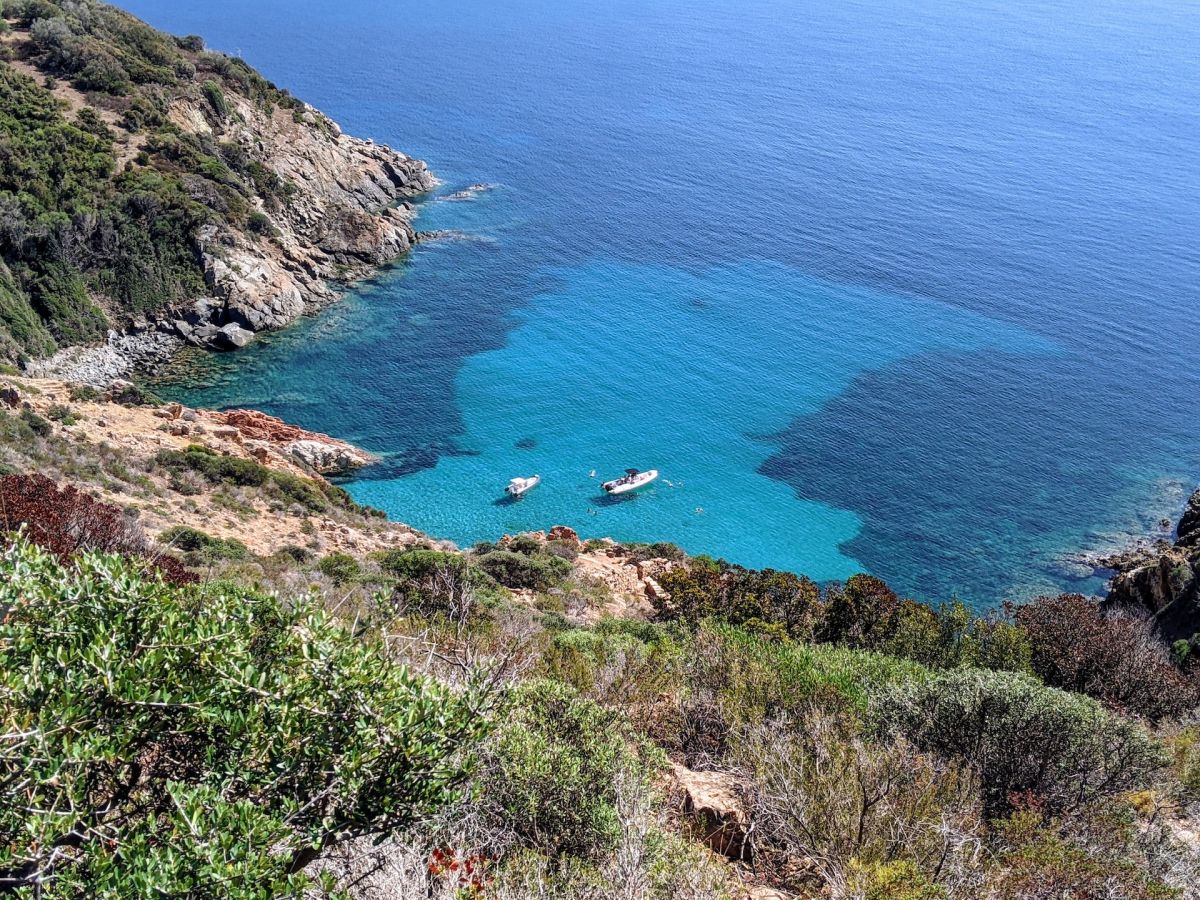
[2,379,1200,897]
[0,0,429,365]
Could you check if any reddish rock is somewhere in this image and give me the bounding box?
[202,409,374,474]
[548,525,581,547]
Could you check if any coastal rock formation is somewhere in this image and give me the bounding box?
[0,374,415,558]
[2,6,433,381]
[1105,487,1200,641]
[184,96,432,336]
[1178,491,1200,545]
[201,409,376,475]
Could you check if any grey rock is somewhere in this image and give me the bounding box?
[216,323,255,349]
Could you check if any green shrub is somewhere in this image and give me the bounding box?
[677,624,930,764]
[540,619,683,707]
[655,558,823,640]
[876,669,1166,815]
[246,209,274,235]
[0,536,488,895]
[1171,726,1200,799]
[268,469,328,511]
[45,403,75,425]
[68,384,102,402]
[377,547,463,580]
[27,262,107,346]
[19,407,51,437]
[159,524,249,565]
[990,807,1179,900]
[818,574,901,647]
[201,78,229,117]
[318,551,360,584]
[878,599,1033,674]
[477,679,661,859]
[477,548,571,591]
[155,444,268,486]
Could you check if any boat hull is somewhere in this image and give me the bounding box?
[506,475,541,497]
[602,469,658,494]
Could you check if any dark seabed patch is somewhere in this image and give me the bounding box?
[761,349,1200,605]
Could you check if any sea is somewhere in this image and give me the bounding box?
[127,0,1200,606]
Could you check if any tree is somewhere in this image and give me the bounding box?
[0,537,490,897]
[818,574,900,648]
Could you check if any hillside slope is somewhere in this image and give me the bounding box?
[0,0,431,379]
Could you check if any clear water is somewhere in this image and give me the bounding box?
[134,0,1200,605]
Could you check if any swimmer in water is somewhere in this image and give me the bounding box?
[695,506,704,514]
[589,469,596,478]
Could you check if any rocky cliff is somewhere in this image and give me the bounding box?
[1104,488,1200,641]
[0,0,433,383]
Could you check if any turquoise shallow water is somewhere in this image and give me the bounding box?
[348,260,1052,580]
[136,0,1200,605]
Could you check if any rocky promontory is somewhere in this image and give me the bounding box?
[1104,487,1200,641]
[1,1,433,383]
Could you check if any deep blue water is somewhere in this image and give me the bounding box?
[133,0,1200,605]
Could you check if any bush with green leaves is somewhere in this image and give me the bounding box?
[989,805,1181,900]
[877,598,1033,674]
[318,550,360,584]
[158,523,249,565]
[476,679,663,860]
[676,623,929,765]
[477,548,571,591]
[540,618,684,709]
[154,445,361,514]
[876,669,1166,816]
[0,536,489,897]
[654,557,823,639]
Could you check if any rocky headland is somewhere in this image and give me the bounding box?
[0,2,432,384]
[24,94,432,384]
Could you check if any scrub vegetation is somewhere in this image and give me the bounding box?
[3,439,1200,897]
[0,0,309,361]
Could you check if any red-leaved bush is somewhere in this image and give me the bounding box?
[0,473,195,584]
[1013,593,1197,722]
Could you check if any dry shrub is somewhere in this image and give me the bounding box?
[737,711,986,898]
[1014,593,1199,721]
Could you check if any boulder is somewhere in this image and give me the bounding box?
[215,323,255,349]
[672,763,750,860]
[286,438,365,476]
[1105,486,1200,640]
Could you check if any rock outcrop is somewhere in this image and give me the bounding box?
[200,409,376,475]
[1105,487,1200,641]
[671,763,751,861]
[175,95,432,336]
